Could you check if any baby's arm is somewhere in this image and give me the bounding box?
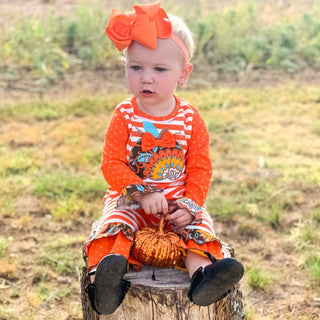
[184,110,212,206]
[101,108,144,191]
[102,109,168,211]
[172,110,212,223]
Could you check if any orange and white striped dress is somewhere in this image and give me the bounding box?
[84,96,224,272]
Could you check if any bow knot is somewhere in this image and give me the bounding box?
[105,3,172,51]
[141,131,176,152]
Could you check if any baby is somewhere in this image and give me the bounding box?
[84,3,244,315]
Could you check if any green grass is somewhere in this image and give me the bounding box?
[290,216,320,284]
[291,221,320,250]
[0,237,13,258]
[0,148,40,177]
[37,282,74,303]
[38,235,85,276]
[304,254,320,284]
[2,1,320,90]
[1,85,320,318]
[246,266,271,291]
[51,195,87,222]
[33,172,106,201]
[0,94,125,122]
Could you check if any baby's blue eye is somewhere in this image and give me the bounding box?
[131,65,141,71]
[155,67,166,72]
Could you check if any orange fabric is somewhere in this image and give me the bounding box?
[141,131,175,152]
[185,110,213,206]
[88,96,224,271]
[86,231,142,271]
[179,238,224,261]
[86,232,224,272]
[100,96,213,206]
[100,106,143,193]
[105,3,172,51]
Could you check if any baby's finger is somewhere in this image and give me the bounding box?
[161,199,169,215]
[151,203,159,215]
[166,210,181,223]
[144,204,152,215]
[173,216,187,227]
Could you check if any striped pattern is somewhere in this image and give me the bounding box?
[91,95,216,241]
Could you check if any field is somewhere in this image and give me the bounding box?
[1,1,320,320]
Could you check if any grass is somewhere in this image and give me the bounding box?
[0,237,13,258]
[0,94,124,122]
[1,4,319,319]
[33,172,106,200]
[1,85,320,319]
[246,266,271,291]
[290,214,320,285]
[2,0,320,90]
[38,235,85,276]
[304,254,320,284]
[0,306,18,320]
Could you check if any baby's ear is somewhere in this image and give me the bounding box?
[178,63,193,87]
[121,56,126,65]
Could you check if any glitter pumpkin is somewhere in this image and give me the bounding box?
[131,215,182,267]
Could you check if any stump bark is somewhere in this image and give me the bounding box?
[80,243,245,320]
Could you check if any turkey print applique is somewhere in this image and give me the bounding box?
[129,121,185,181]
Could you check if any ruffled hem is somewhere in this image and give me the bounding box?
[176,197,202,216]
[85,231,143,273]
[84,225,224,272]
[178,238,224,266]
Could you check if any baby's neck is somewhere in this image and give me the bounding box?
[137,97,176,117]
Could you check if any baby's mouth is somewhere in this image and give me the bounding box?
[141,89,154,97]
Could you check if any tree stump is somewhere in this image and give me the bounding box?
[80,243,245,320]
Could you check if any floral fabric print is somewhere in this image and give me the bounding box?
[176,197,202,215]
[84,96,224,269]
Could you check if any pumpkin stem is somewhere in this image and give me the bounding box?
[159,214,164,235]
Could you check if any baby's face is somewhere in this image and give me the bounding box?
[125,38,187,109]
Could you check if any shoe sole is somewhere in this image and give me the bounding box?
[94,254,129,314]
[191,258,244,306]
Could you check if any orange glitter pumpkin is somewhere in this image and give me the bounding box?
[132,215,182,267]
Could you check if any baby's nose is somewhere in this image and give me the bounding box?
[141,70,154,83]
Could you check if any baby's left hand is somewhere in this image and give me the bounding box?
[165,208,193,228]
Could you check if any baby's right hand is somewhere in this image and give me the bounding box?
[134,192,168,215]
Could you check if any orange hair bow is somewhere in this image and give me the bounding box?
[105,3,172,51]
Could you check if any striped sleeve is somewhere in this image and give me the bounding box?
[100,108,143,192]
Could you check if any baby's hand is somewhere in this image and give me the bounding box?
[166,208,193,228]
[134,192,168,215]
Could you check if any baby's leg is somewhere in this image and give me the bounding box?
[185,250,211,277]
[85,231,132,315]
[86,253,130,315]
[84,204,147,315]
[178,206,244,306]
[186,249,244,306]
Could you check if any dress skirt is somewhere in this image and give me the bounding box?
[84,196,224,273]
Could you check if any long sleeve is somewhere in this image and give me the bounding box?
[100,108,143,192]
[184,110,213,206]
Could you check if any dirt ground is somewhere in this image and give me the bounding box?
[1,1,320,320]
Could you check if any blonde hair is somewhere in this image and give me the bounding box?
[168,14,195,61]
